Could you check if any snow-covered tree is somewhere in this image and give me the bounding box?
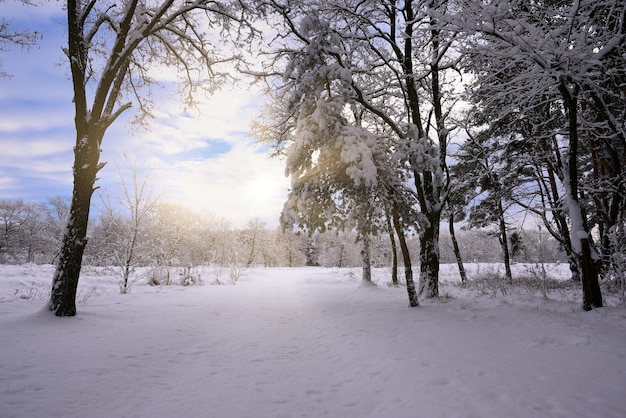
[455,22,581,282]
[0,199,33,263]
[453,130,529,283]
[38,196,71,264]
[50,0,255,316]
[316,230,361,268]
[186,214,233,267]
[0,198,66,264]
[254,0,464,303]
[273,229,307,267]
[255,8,397,285]
[444,0,625,310]
[146,203,197,284]
[240,217,268,267]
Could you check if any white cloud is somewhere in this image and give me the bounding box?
[94,79,291,228]
[0,1,63,20]
[0,176,16,189]
[96,143,289,229]
[87,79,288,228]
[145,143,288,228]
[0,136,69,160]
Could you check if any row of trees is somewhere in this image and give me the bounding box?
[0,197,68,264]
[3,1,623,314]
[0,196,565,270]
[250,0,625,310]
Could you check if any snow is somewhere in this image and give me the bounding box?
[1,264,626,418]
[563,169,585,254]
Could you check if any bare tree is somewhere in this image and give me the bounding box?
[34,197,71,264]
[274,229,307,267]
[49,0,254,316]
[241,217,266,267]
[444,0,626,309]
[0,199,36,262]
[147,203,190,284]
[98,153,161,293]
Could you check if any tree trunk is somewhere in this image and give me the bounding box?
[547,164,582,282]
[414,6,448,299]
[560,78,603,310]
[49,133,101,316]
[418,214,440,298]
[121,227,138,294]
[386,208,399,286]
[497,200,513,283]
[122,265,131,294]
[27,243,35,264]
[391,202,418,307]
[361,233,372,284]
[448,213,467,284]
[579,235,603,310]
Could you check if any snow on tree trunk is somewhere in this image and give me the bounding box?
[497,200,513,284]
[418,215,440,298]
[387,210,399,286]
[361,233,372,284]
[560,80,603,311]
[49,132,101,316]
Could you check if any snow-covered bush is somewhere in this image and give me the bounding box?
[180,266,203,286]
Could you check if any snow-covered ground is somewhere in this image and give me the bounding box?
[1,263,625,418]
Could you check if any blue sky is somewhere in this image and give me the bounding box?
[0,1,289,228]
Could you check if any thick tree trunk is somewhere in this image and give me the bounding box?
[49,213,87,316]
[448,213,467,284]
[391,203,418,307]
[580,235,603,310]
[560,79,603,310]
[418,214,440,298]
[49,133,101,316]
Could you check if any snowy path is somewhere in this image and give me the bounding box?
[1,267,625,417]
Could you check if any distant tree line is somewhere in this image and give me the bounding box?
[0,196,565,269]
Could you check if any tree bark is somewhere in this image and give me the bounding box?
[49,132,102,316]
[418,214,440,298]
[361,233,372,284]
[49,0,106,316]
[545,162,581,282]
[386,209,399,286]
[497,199,513,283]
[414,6,448,299]
[391,202,418,307]
[448,213,467,284]
[559,78,603,310]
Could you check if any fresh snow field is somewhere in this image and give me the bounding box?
[1,263,625,418]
